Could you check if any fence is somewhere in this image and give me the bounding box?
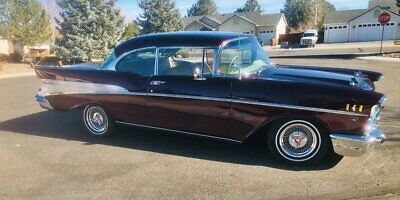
[279,31,325,45]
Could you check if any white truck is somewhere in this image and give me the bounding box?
[300,30,318,48]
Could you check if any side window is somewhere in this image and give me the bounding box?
[116,48,156,76]
[219,38,270,76]
[158,47,217,77]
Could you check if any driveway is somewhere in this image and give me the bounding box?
[0,58,399,199]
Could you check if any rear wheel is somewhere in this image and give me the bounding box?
[83,105,114,137]
[267,119,331,164]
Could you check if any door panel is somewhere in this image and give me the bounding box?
[146,76,232,138]
[113,47,156,125]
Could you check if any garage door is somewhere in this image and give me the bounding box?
[258,30,275,45]
[355,22,397,42]
[326,25,349,43]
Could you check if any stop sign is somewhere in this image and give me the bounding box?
[378,12,391,24]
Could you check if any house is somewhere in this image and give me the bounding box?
[369,0,400,13]
[182,12,287,45]
[324,6,400,43]
[0,37,13,55]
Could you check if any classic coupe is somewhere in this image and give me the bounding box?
[35,32,386,164]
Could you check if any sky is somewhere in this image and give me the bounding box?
[118,0,371,22]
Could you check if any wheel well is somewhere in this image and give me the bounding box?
[245,115,331,143]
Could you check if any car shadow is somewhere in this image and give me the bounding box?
[0,110,342,171]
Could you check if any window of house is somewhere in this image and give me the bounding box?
[339,26,342,29]
[271,30,274,33]
[343,26,347,28]
[116,48,156,76]
[372,24,376,27]
[353,25,356,29]
[368,24,371,27]
[391,23,395,26]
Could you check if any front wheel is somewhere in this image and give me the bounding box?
[267,119,331,164]
[83,105,114,137]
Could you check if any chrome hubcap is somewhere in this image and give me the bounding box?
[276,121,321,161]
[288,131,308,149]
[85,106,108,134]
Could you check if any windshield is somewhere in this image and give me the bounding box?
[100,51,116,69]
[303,33,315,37]
[218,38,272,76]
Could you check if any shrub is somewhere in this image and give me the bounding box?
[9,53,22,63]
[0,54,9,63]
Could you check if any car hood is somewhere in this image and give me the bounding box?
[259,66,355,87]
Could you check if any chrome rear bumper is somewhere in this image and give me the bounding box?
[35,95,54,110]
[330,129,385,157]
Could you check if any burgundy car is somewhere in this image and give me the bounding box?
[34,32,386,164]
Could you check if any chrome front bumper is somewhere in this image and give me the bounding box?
[330,129,385,157]
[35,95,54,110]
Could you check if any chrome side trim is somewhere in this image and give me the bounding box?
[40,80,368,117]
[115,121,242,143]
[230,99,368,117]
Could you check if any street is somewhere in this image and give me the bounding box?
[266,41,400,57]
[0,58,399,199]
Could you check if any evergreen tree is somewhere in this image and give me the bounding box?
[137,0,182,34]
[56,0,124,62]
[187,0,217,17]
[122,21,140,39]
[235,0,262,13]
[0,0,52,46]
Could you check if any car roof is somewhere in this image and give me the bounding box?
[114,31,255,57]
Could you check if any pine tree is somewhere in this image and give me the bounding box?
[235,0,262,13]
[137,0,183,34]
[0,0,52,46]
[56,0,124,62]
[122,21,140,40]
[187,0,217,17]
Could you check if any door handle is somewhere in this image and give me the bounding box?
[149,80,166,86]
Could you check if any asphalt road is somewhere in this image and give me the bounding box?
[0,58,399,200]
